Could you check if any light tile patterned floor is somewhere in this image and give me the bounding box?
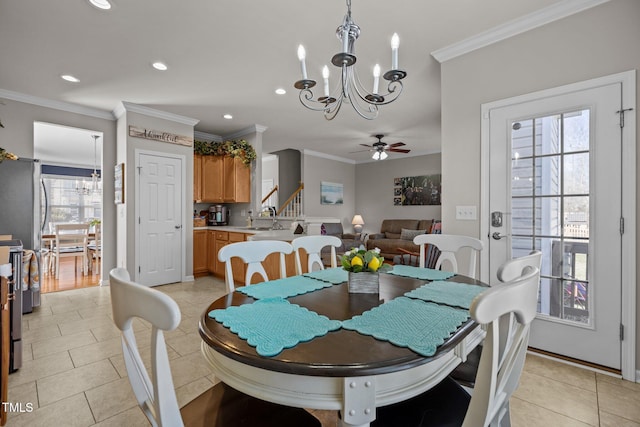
[6,276,640,426]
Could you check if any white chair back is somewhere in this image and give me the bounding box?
[413,234,484,278]
[497,250,542,283]
[463,266,540,427]
[217,240,293,291]
[53,223,90,278]
[109,268,183,427]
[291,235,342,275]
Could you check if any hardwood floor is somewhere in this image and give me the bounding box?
[41,256,100,293]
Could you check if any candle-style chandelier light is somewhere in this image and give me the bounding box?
[294,0,406,120]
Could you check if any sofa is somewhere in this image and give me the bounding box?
[366,219,435,260]
[319,222,363,265]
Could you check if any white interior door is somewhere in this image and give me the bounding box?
[138,153,182,286]
[486,83,623,369]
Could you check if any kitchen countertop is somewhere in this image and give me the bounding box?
[193,225,301,241]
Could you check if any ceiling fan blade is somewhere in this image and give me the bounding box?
[349,148,373,153]
[388,148,411,153]
[360,143,373,148]
[388,142,406,148]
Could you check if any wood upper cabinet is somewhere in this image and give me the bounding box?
[193,230,208,276]
[201,155,224,202]
[194,155,251,203]
[223,157,251,203]
[193,154,203,202]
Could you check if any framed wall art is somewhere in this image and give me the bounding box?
[394,174,441,206]
[320,181,343,205]
[114,163,125,204]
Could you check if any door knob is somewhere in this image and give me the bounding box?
[175,225,182,229]
[492,232,508,240]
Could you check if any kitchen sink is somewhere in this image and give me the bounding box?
[246,226,272,231]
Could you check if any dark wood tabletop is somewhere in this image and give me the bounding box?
[199,272,485,378]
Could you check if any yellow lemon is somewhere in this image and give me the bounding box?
[368,257,381,272]
[350,256,363,267]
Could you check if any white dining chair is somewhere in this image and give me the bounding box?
[372,265,541,427]
[108,267,321,427]
[217,240,293,292]
[451,250,543,389]
[51,223,90,279]
[291,235,342,275]
[87,225,102,275]
[413,234,484,279]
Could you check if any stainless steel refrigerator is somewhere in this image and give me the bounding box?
[0,157,42,313]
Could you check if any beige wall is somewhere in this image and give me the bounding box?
[0,99,116,284]
[355,154,442,236]
[440,0,639,371]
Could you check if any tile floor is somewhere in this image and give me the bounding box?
[6,276,640,426]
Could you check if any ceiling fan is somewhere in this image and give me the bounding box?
[352,134,411,160]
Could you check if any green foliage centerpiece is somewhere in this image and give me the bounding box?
[194,139,256,166]
[341,247,389,294]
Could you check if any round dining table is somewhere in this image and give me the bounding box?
[199,271,486,427]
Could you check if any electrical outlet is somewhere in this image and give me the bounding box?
[456,205,477,220]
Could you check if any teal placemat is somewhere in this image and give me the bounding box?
[236,276,333,299]
[303,267,348,284]
[388,265,455,281]
[405,281,486,309]
[208,298,342,357]
[342,296,469,357]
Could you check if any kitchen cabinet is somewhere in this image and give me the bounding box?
[193,230,208,276]
[193,154,203,202]
[212,231,250,285]
[194,155,251,203]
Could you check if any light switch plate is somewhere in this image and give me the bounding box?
[456,205,477,220]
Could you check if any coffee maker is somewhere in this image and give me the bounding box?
[208,205,229,225]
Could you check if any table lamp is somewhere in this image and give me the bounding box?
[351,214,364,233]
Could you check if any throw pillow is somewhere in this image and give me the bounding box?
[385,232,401,239]
[400,228,427,240]
[320,224,327,235]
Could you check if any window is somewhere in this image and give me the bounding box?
[42,175,101,232]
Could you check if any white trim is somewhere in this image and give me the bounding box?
[194,130,223,142]
[431,0,611,63]
[223,124,268,140]
[480,70,636,381]
[0,88,115,120]
[117,101,199,126]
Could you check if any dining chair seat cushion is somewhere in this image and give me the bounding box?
[181,382,321,427]
[372,376,470,427]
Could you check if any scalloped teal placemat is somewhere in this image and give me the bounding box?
[405,281,486,309]
[388,265,455,281]
[342,296,469,357]
[236,276,333,299]
[303,267,348,284]
[209,298,342,357]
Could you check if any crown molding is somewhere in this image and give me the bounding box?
[431,0,611,63]
[223,124,268,140]
[302,149,356,165]
[194,130,223,142]
[115,101,200,126]
[0,88,115,120]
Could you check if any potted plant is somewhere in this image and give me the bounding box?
[341,247,390,293]
[0,146,18,163]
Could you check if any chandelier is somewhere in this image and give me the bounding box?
[90,134,100,193]
[294,0,406,120]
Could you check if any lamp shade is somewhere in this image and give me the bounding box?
[352,214,364,233]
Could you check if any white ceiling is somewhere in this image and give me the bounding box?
[0,0,588,163]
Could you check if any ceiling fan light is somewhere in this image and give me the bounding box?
[372,151,380,160]
[380,151,388,160]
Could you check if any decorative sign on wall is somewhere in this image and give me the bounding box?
[320,181,344,205]
[114,163,125,204]
[128,126,193,147]
[393,174,441,206]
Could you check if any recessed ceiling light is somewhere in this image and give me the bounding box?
[223,114,233,120]
[152,62,168,71]
[88,0,112,10]
[275,88,286,95]
[61,74,80,83]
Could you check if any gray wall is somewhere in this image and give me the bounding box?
[302,153,355,231]
[272,149,301,204]
[355,154,442,236]
[439,0,640,370]
[0,98,116,285]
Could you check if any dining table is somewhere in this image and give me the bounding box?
[199,266,488,427]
